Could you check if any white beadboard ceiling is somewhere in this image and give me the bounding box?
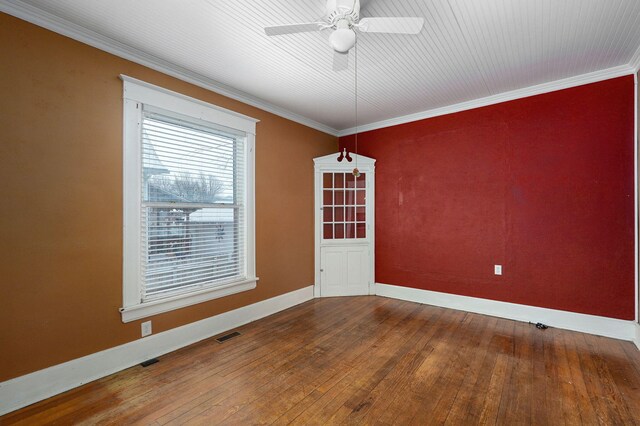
[3,0,640,135]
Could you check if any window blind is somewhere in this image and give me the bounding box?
[140,109,245,301]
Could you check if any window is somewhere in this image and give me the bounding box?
[120,76,258,322]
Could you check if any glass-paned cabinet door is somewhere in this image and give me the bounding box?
[322,172,366,240]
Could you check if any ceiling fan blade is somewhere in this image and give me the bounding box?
[357,17,424,34]
[333,51,349,72]
[264,22,322,36]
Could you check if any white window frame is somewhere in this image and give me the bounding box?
[120,75,259,323]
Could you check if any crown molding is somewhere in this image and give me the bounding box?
[0,0,340,137]
[337,64,635,136]
[3,0,639,139]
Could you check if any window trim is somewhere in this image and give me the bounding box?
[120,75,259,323]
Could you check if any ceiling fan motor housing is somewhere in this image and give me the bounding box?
[326,0,360,26]
[264,0,424,62]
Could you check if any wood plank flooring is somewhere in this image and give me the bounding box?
[2,296,640,425]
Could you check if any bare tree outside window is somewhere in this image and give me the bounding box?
[149,172,226,204]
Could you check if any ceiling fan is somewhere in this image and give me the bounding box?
[264,0,424,71]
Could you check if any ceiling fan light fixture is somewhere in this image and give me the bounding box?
[330,28,356,53]
[264,0,425,67]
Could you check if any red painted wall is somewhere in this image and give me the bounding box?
[341,76,635,320]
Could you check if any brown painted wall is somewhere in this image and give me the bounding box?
[0,13,336,382]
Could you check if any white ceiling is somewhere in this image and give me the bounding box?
[4,0,640,135]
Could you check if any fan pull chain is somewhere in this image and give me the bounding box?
[353,34,360,178]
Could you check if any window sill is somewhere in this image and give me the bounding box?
[120,277,258,323]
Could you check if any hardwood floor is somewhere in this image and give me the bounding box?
[3,296,640,425]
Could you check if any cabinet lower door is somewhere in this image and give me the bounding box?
[320,245,369,296]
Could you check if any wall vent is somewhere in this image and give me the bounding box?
[215,331,241,343]
[140,358,159,367]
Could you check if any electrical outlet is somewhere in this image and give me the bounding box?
[494,265,502,276]
[141,321,152,337]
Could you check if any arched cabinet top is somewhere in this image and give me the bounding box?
[313,151,376,171]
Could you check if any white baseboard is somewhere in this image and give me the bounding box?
[0,285,314,416]
[375,283,636,342]
[635,323,640,350]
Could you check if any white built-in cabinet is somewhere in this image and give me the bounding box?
[314,152,375,297]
